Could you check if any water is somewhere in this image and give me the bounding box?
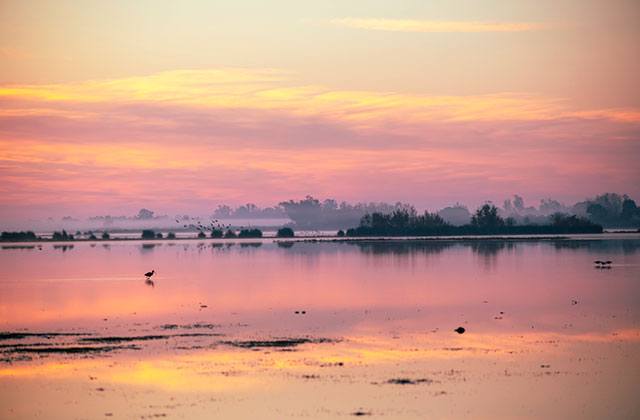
[1,236,639,419]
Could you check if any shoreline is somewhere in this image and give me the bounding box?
[2,231,640,246]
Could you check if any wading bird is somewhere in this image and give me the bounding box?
[144,269,155,279]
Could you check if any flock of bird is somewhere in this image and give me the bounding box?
[174,218,241,234]
[594,260,613,269]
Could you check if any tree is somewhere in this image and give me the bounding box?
[621,197,638,220]
[513,195,524,211]
[239,229,262,238]
[277,227,294,238]
[141,230,156,239]
[213,205,232,218]
[437,204,471,226]
[471,204,505,229]
[136,208,155,220]
[587,203,607,223]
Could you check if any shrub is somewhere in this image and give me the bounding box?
[0,231,38,241]
[101,231,110,240]
[53,230,74,241]
[224,229,237,238]
[276,227,294,238]
[197,231,207,239]
[167,232,176,239]
[239,228,263,238]
[337,230,345,237]
[141,230,156,239]
[211,229,223,238]
[156,232,163,239]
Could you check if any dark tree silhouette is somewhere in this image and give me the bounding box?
[471,204,505,230]
[141,230,156,239]
[239,229,263,238]
[276,227,294,238]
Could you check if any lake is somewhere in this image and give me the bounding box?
[1,236,639,419]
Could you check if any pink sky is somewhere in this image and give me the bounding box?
[1,1,639,220]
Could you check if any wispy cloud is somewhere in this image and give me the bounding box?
[0,69,638,218]
[329,18,543,33]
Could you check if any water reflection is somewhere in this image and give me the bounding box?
[0,237,639,419]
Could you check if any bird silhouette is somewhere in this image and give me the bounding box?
[454,327,466,334]
[144,269,155,278]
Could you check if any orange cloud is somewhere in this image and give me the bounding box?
[3,69,635,127]
[0,69,639,219]
[329,18,544,33]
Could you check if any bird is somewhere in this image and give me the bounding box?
[594,260,604,265]
[454,327,466,334]
[603,261,612,265]
[144,269,155,278]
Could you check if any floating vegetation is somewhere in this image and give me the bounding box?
[223,337,335,349]
[386,378,436,385]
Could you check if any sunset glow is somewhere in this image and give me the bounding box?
[1,0,639,221]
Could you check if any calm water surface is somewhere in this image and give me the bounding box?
[1,237,639,419]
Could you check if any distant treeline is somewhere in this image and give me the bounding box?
[278,196,411,229]
[1,231,37,241]
[68,192,639,231]
[346,205,603,237]
[213,193,640,229]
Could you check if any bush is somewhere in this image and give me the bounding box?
[141,230,156,239]
[167,232,176,239]
[89,233,97,240]
[346,206,603,237]
[211,229,223,238]
[101,231,110,240]
[0,231,38,242]
[156,232,163,239]
[197,231,207,239]
[53,230,74,241]
[224,229,237,238]
[239,228,263,238]
[337,230,345,237]
[276,227,294,238]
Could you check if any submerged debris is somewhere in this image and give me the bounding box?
[6,344,140,354]
[0,332,90,340]
[78,333,222,344]
[386,378,435,385]
[222,337,335,349]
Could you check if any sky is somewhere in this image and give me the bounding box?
[0,0,639,221]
